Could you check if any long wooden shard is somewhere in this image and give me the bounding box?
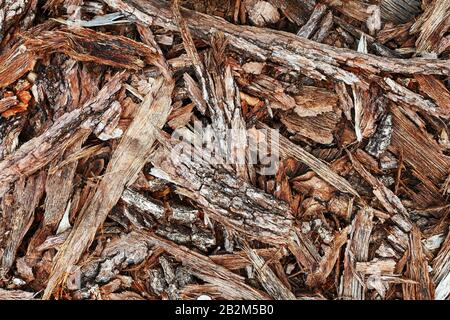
[433,228,450,300]
[339,208,373,300]
[43,76,174,299]
[150,135,294,245]
[306,226,350,287]
[244,244,296,300]
[0,71,127,197]
[257,122,359,197]
[143,233,270,300]
[0,25,160,90]
[26,27,160,70]
[0,172,46,275]
[104,0,450,82]
[0,0,448,302]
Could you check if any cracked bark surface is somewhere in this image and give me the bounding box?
[0,0,449,301]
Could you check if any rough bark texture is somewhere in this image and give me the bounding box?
[0,0,448,301]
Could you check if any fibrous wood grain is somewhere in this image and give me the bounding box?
[143,232,270,300]
[150,135,294,245]
[432,227,450,300]
[104,0,450,81]
[43,76,174,299]
[339,208,373,300]
[0,0,448,302]
[403,226,435,300]
[0,171,46,275]
[0,72,126,197]
[244,243,296,300]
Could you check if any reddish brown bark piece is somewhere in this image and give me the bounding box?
[0,72,127,197]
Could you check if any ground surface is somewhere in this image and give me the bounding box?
[0,0,449,300]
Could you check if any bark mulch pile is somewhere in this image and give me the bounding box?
[0,0,449,300]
